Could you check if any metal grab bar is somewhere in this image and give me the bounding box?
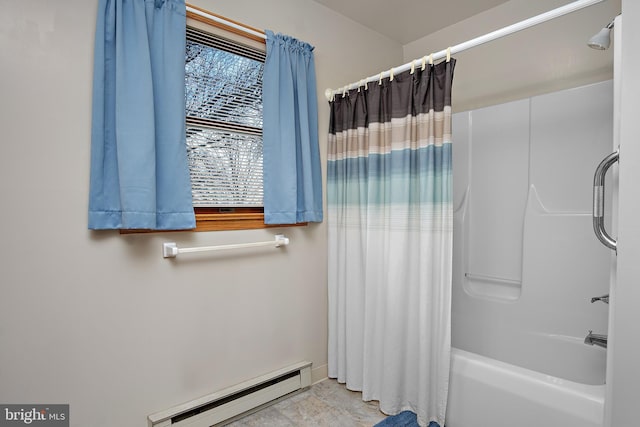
[163,234,289,258]
[593,150,618,251]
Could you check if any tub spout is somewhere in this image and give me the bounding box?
[584,330,607,348]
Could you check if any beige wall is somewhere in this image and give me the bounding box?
[403,0,621,112]
[0,1,401,426]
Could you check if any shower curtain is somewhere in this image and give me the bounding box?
[327,59,455,427]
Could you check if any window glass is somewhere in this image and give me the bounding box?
[185,28,265,207]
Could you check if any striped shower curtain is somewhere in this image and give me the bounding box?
[327,59,455,427]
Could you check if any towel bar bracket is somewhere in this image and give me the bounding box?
[163,242,179,258]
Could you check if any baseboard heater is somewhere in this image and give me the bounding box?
[148,361,312,427]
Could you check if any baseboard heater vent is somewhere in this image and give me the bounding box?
[148,361,312,427]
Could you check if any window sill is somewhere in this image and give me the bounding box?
[193,210,307,232]
[120,208,306,233]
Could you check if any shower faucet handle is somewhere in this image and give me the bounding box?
[591,294,609,304]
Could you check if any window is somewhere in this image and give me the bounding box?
[186,26,264,207]
[184,8,304,232]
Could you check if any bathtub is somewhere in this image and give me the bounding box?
[446,348,605,427]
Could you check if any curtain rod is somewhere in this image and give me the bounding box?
[186,4,267,41]
[325,0,604,101]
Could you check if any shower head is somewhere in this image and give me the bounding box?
[588,19,615,50]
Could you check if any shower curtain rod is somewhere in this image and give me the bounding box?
[324,0,604,101]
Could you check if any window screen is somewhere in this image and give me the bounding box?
[185,27,265,207]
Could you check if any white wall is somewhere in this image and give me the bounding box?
[606,2,640,426]
[0,1,401,426]
[403,0,621,112]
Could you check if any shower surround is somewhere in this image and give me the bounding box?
[446,80,613,426]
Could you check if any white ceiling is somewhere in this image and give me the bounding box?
[311,0,510,44]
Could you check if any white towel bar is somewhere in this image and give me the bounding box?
[163,234,289,258]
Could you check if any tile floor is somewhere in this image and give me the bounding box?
[224,378,387,426]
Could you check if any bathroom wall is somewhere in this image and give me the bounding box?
[606,1,640,425]
[0,1,402,426]
[452,80,613,384]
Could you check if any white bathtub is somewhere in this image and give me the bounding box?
[446,348,605,427]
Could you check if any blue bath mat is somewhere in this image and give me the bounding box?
[374,411,440,427]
